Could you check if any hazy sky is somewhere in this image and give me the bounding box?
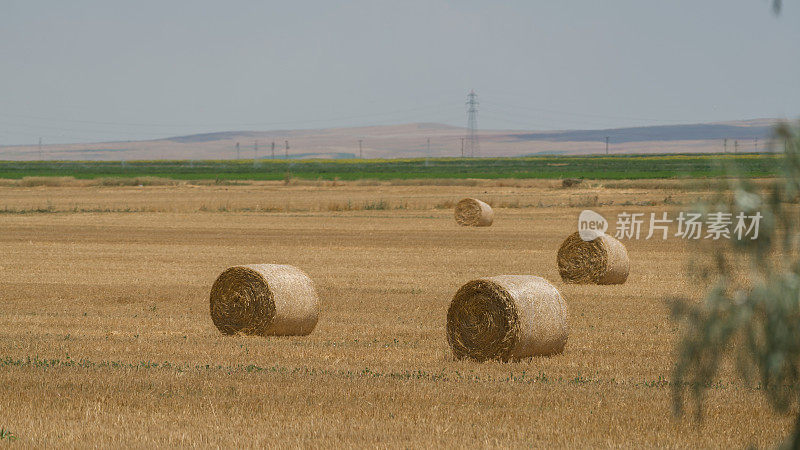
[1,0,798,145]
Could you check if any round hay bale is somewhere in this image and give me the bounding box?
[209,264,319,336]
[446,275,568,361]
[557,232,629,285]
[454,198,493,227]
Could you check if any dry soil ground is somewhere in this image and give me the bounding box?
[0,181,791,447]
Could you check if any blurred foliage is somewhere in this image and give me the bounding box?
[672,122,800,446]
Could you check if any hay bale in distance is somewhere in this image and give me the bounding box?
[446,275,568,361]
[557,232,629,284]
[209,264,319,336]
[454,198,493,227]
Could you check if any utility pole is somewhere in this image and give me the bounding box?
[460,138,465,158]
[235,142,240,160]
[358,139,363,159]
[271,141,275,159]
[38,137,42,160]
[605,136,609,155]
[724,138,728,153]
[734,140,739,154]
[465,90,480,157]
[253,140,259,168]
[424,137,431,167]
[754,138,758,152]
[284,140,289,159]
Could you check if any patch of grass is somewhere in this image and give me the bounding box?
[561,178,583,188]
[434,199,456,209]
[17,176,78,187]
[326,200,355,212]
[363,200,389,210]
[496,199,527,208]
[94,177,181,187]
[568,195,599,208]
[0,428,17,442]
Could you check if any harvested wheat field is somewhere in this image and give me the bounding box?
[0,181,791,447]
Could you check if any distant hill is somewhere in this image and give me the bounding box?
[0,119,785,161]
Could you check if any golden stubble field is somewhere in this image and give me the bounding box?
[0,181,791,447]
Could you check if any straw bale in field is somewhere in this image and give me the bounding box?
[210,264,319,336]
[454,198,493,227]
[446,275,568,361]
[557,232,629,284]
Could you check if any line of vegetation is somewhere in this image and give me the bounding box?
[0,153,781,181]
[0,354,744,389]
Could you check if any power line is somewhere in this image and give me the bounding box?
[0,117,172,138]
[478,112,551,130]
[482,108,623,129]
[483,101,673,123]
[0,100,463,130]
[481,102,674,129]
[478,90,679,123]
